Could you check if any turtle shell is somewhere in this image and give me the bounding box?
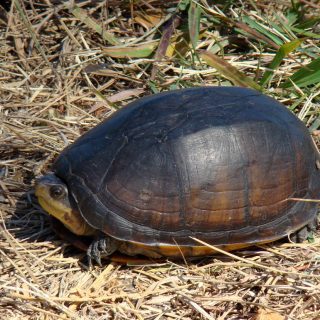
[53,87,320,250]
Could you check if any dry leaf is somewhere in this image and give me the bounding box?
[254,308,285,320]
[198,50,262,90]
[134,12,164,29]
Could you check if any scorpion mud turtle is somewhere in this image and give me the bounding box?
[35,87,320,263]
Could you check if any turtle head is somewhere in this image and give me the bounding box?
[35,174,95,236]
[35,174,71,218]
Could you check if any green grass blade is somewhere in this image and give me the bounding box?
[188,1,201,48]
[102,41,158,58]
[281,57,320,88]
[199,50,262,91]
[260,38,303,86]
[291,27,320,39]
[242,16,283,46]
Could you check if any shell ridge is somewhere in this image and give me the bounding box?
[166,140,186,229]
[227,124,251,225]
[97,134,129,193]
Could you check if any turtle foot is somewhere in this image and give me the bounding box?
[290,216,319,243]
[87,235,119,267]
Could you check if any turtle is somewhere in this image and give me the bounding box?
[35,86,320,264]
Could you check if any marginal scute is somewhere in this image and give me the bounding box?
[52,87,320,256]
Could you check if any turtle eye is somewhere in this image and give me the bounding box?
[50,185,65,199]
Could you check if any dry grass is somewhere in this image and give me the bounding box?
[1,1,320,319]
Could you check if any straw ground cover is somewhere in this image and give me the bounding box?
[1,0,320,319]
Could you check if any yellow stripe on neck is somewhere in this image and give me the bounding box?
[38,197,95,236]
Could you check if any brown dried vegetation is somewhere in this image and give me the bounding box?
[1,1,320,319]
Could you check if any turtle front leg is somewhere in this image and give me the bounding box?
[87,234,120,266]
[290,216,319,243]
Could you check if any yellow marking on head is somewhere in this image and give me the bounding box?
[35,184,95,236]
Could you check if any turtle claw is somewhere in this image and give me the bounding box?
[87,236,119,267]
[290,227,308,243]
[87,240,102,267]
[290,216,319,243]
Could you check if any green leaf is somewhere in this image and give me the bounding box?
[269,16,295,40]
[260,38,303,86]
[242,16,283,46]
[188,1,201,48]
[281,56,320,88]
[285,11,299,25]
[198,50,262,91]
[102,41,158,58]
[291,27,320,39]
